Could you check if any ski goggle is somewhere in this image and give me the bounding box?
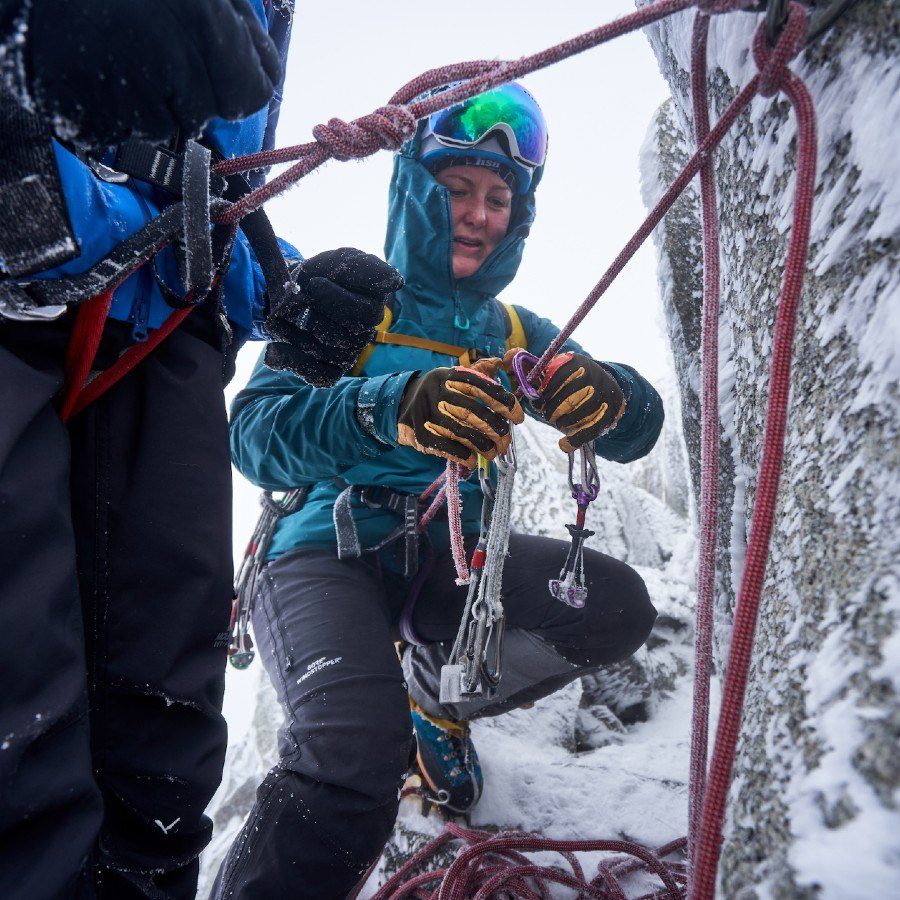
[427,82,548,171]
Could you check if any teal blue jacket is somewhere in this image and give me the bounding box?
[230,136,664,559]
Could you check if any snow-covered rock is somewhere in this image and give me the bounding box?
[640,1,900,895]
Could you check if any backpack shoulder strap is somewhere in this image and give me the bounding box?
[352,300,395,376]
[498,301,527,352]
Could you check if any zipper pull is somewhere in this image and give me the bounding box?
[131,293,150,342]
[454,308,470,331]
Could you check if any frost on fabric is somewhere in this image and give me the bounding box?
[0,3,33,112]
[640,1,900,895]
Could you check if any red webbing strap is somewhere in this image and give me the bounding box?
[58,290,114,422]
[60,304,194,423]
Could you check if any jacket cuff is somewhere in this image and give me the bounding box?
[356,371,416,448]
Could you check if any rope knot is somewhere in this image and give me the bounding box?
[312,104,417,162]
[752,1,808,97]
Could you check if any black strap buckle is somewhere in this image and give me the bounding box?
[112,139,228,198]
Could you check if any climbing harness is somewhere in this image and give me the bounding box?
[333,483,424,578]
[440,440,516,705]
[229,487,309,669]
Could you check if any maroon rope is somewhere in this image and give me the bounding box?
[213,0,698,225]
[686,11,718,879]
[526,71,760,387]
[372,824,686,900]
[690,4,816,896]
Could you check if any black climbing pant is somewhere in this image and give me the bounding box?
[212,533,657,899]
[0,310,234,899]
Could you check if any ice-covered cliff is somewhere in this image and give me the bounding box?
[640,1,899,895]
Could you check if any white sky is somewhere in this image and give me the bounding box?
[223,0,675,733]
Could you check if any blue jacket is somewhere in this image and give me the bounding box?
[30,0,294,346]
[231,131,665,559]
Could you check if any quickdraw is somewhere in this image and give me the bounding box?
[509,348,602,608]
[229,487,309,669]
[550,446,600,608]
[440,438,516,705]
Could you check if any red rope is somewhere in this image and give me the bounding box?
[371,825,687,900]
[690,5,816,896]
[686,11,718,878]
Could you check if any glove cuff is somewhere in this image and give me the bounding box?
[356,371,417,448]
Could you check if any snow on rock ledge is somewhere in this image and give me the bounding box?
[640,1,900,895]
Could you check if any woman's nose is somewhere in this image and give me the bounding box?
[460,200,488,228]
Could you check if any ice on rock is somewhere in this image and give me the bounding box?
[640,1,899,894]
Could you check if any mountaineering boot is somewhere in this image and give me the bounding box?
[410,699,483,814]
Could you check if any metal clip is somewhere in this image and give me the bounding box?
[0,279,67,322]
[227,593,255,670]
[75,148,130,184]
[549,447,599,608]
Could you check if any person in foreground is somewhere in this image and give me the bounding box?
[0,1,399,896]
[217,82,663,898]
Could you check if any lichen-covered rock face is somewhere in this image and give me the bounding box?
[640,2,900,895]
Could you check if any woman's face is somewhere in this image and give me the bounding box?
[435,165,513,279]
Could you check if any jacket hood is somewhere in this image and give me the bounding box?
[384,127,542,315]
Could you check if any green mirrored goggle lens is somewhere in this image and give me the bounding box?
[429,83,547,169]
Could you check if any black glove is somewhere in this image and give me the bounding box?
[264,248,404,387]
[532,351,626,452]
[397,363,525,468]
[17,0,281,146]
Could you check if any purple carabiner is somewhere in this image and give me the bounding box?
[512,350,541,400]
[567,451,600,504]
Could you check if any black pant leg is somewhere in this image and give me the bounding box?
[405,532,657,719]
[69,324,233,898]
[213,549,414,900]
[0,327,103,900]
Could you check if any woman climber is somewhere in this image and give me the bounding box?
[214,82,664,899]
